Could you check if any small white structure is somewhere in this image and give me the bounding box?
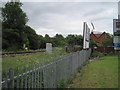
[46,43,52,53]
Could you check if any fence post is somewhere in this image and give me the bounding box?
[8,68,14,88]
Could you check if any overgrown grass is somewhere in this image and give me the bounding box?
[67,55,118,88]
[2,47,68,80]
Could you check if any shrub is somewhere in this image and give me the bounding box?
[57,79,66,88]
[7,44,18,52]
[91,51,104,57]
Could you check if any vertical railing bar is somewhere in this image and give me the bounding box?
[28,73,31,88]
[8,68,14,88]
[37,70,39,88]
[25,66,28,88]
[5,70,9,88]
[16,68,19,88]
[21,67,24,88]
[34,70,36,88]
[32,69,34,88]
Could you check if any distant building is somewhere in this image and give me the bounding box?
[90,31,109,46]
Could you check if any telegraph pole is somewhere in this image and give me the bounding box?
[113,1,120,57]
[113,3,120,88]
[118,1,120,89]
[118,1,120,61]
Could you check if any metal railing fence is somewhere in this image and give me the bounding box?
[1,49,91,88]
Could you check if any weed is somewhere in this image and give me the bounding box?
[57,79,66,88]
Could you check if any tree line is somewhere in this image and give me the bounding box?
[2,1,113,52]
[2,1,83,51]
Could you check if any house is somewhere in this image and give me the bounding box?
[90,31,114,53]
[90,31,109,46]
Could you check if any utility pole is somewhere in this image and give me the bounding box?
[113,1,120,57]
[118,1,120,61]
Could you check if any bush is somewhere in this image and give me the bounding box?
[7,44,18,52]
[91,51,104,57]
[91,51,115,58]
[77,66,82,73]
[105,52,115,56]
[57,79,66,88]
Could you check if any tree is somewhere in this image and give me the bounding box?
[24,26,39,50]
[2,2,28,30]
[75,35,83,46]
[66,34,83,46]
[45,34,52,43]
[53,34,66,47]
[38,35,46,49]
[66,35,76,46]
[89,40,97,47]
[2,1,29,50]
[102,34,113,47]
[2,28,20,51]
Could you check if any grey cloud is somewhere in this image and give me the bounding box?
[21,2,118,36]
[83,8,104,17]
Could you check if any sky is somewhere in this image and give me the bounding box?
[1,1,119,37]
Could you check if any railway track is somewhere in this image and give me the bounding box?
[1,50,46,56]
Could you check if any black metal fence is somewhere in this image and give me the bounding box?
[1,49,91,88]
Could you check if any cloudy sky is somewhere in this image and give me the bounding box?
[2,1,119,37]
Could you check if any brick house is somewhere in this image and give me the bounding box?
[90,31,114,53]
[90,31,109,46]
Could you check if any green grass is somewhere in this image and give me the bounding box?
[68,55,118,88]
[2,47,68,80]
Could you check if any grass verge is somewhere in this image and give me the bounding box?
[67,55,118,88]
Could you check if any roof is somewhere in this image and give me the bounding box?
[91,31,106,39]
[92,31,103,34]
[94,34,102,38]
